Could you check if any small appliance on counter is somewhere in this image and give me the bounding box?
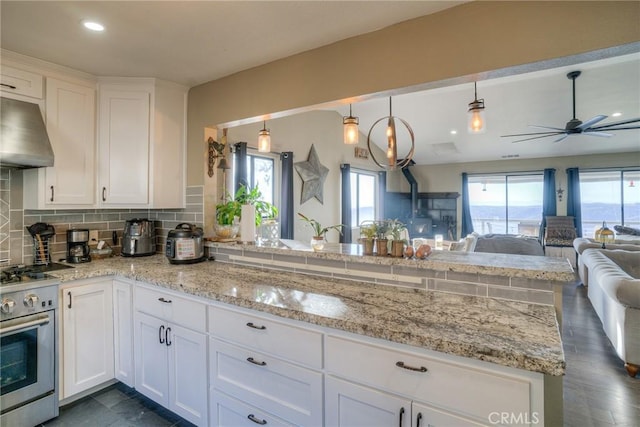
[67,229,91,263]
[122,218,156,257]
[166,223,206,264]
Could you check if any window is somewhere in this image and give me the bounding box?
[467,173,544,236]
[232,150,280,213]
[350,170,377,227]
[579,169,640,237]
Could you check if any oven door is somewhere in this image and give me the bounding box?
[0,310,55,414]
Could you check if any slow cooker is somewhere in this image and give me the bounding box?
[165,223,206,264]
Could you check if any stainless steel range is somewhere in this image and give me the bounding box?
[0,265,60,426]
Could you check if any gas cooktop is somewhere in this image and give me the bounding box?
[0,263,72,289]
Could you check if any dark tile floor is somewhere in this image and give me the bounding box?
[562,281,640,427]
[41,382,195,427]
[41,281,639,427]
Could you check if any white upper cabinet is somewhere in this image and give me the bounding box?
[0,65,43,99]
[23,77,96,208]
[97,78,186,208]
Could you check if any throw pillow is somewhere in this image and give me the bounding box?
[545,227,577,240]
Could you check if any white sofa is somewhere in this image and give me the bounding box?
[573,238,640,286]
[579,248,640,377]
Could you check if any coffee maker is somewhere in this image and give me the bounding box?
[67,229,91,263]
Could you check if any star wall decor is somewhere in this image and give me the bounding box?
[294,144,329,204]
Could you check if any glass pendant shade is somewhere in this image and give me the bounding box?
[468,82,486,134]
[258,121,271,153]
[343,104,359,145]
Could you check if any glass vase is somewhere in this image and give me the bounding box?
[310,236,326,251]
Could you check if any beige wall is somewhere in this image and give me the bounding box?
[188,1,640,186]
[220,110,383,243]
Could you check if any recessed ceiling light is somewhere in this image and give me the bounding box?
[612,112,622,117]
[83,21,105,32]
[450,130,457,135]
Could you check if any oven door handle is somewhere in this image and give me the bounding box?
[0,315,50,335]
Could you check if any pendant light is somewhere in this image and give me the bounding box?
[468,82,486,134]
[343,104,359,145]
[257,121,271,153]
[366,97,415,170]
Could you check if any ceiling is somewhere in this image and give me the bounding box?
[1,1,638,166]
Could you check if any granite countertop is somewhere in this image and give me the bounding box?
[206,240,577,282]
[52,255,565,376]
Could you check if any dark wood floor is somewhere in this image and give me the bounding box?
[562,281,640,426]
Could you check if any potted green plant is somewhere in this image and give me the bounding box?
[358,221,377,256]
[388,219,407,258]
[297,213,343,251]
[215,185,278,239]
[375,219,390,256]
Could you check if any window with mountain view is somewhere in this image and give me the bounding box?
[467,174,544,236]
[579,169,640,238]
[350,170,377,227]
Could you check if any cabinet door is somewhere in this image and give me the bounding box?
[0,65,43,99]
[98,88,150,205]
[412,402,487,427]
[325,376,411,427]
[113,279,134,387]
[168,323,208,426]
[134,312,169,406]
[45,78,95,206]
[61,279,114,398]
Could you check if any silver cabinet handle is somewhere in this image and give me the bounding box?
[158,297,172,303]
[246,322,266,330]
[396,361,427,372]
[247,414,267,425]
[247,357,266,366]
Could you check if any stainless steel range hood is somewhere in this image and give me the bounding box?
[0,97,54,168]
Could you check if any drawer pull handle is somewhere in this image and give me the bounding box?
[396,361,427,372]
[1,83,17,90]
[158,297,172,303]
[246,322,266,330]
[416,412,423,427]
[247,357,266,366]
[399,407,405,427]
[247,414,267,425]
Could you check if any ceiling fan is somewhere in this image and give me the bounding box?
[501,70,640,143]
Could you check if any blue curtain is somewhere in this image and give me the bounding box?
[340,164,352,243]
[378,171,386,220]
[539,168,557,241]
[566,167,583,237]
[461,173,474,237]
[233,142,248,193]
[280,152,294,239]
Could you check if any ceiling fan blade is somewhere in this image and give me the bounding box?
[594,125,640,131]
[501,131,564,138]
[582,131,612,138]
[577,115,607,130]
[509,133,564,143]
[529,124,566,131]
[553,134,570,143]
[591,117,640,130]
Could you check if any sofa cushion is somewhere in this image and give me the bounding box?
[573,237,640,255]
[582,248,640,308]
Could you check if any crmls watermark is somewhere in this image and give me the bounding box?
[488,412,540,425]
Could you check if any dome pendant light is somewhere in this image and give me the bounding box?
[468,82,486,134]
[343,104,359,145]
[258,120,271,153]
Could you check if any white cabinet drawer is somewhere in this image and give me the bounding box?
[135,285,206,332]
[209,305,323,368]
[326,335,532,422]
[0,65,43,99]
[211,390,295,427]
[210,338,323,426]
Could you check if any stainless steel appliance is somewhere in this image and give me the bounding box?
[122,218,156,257]
[0,266,60,426]
[165,223,205,264]
[66,229,91,264]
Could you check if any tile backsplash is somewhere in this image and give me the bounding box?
[0,169,203,266]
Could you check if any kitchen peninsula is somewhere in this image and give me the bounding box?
[49,247,570,426]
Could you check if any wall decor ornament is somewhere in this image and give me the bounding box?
[294,144,329,204]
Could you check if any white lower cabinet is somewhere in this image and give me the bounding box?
[113,279,134,387]
[134,286,208,426]
[412,401,487,427]
[211,390,295,427]
[60,278,114,399]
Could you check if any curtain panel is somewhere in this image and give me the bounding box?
[461,172,474,237]
[340,164,352,243]
[566,167,583,237]
[539,168,557,241]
